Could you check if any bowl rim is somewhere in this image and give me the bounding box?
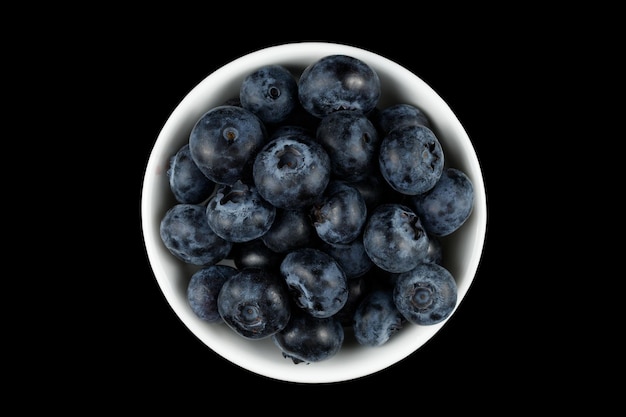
[141,41,488,384]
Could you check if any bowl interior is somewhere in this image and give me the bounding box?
[141,42,487,384]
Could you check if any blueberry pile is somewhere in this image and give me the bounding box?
[159,54,474,364]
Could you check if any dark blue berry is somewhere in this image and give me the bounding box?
[240,64,298,125]
[189,105,266,186]
[424,234,444,265]
[393,263,458,326]
[408,167,474,237]
[362,203,430,273]
[316,109,380,182]
[310,180,367,245]
[333,275,369,326]
[268,124,315,142]
[379,124,444,195]
[253,134,331,209]
[187,264,238,322]
[261,208,316,253]
[298,54,381,118]
[272,309,344,364]
[319,237,373,279]
[167,143,215,204]
[373,103,431,136]
[217,268,291,340]
[159,203,232,266]
[230,239,283,271]
[206,180,276,243]
[280,247,348,318]
[351,172,403,210]
[353,289,405,346]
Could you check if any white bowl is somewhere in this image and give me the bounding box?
[141,42,487,384]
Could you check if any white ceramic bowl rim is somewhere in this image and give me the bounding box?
[141,42,487,384]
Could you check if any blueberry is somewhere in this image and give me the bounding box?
[240,64,298,125]
[408,167,474,237]
[230,239,283,271]
[217,268,291,340]
[253,134,331,209]
[393,263,458,326]
[319,237,373,279]
[206,180,276,243]
[272,309,344,364]
[316,109,380,182]
[157,54,473,359]
[167,143,216,204]
[268,124,315,142]
[187,264,238,322]
[373,103,431,136]
[351,172,403,211]
[362,203,430,273]
[298,54,381,118]
[333,275,369,326]
[353,289,405,347]
[379,124,444,195]
[280,247,348,318]
[159,203,232,266]
[189,105,266,186]
[310,180,367,245]
[424,233,444,265]
[261,208,316,253]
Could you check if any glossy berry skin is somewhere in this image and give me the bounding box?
[408,167,474,237]
[261,209,316,253]
[379,124,444,195]
[280,247,348,318]
[272,309,344,364]
[189,105,266,186]
[353,289,405,347]
[187,264,238,322]
[253,134,331,209]
[311,180,367,245]
[319,237,373,279]
[167,143,215,204]
[373,103,431,136]
[217,268,291,340]
[362,203,430,273]
[393,263,458,326]
[240,64,298,125]
[316,110,380,182]
[424,234,444,265]
[159,203,232,266]
[298,54,381,118]
[206,180,276,243]
[230,239,283,271]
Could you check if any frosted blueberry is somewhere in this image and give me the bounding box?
[240,64,298,125]
[362,203,430,273]
[409,167,474,237]
[298,54,381,118]
[253,134,330,209]
[159,203,232,266]
[379,124,444,196]
[393,263,457,326]
[187,264,238,322]
[206,180,276,243]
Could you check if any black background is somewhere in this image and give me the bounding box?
[10,6,610,407]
